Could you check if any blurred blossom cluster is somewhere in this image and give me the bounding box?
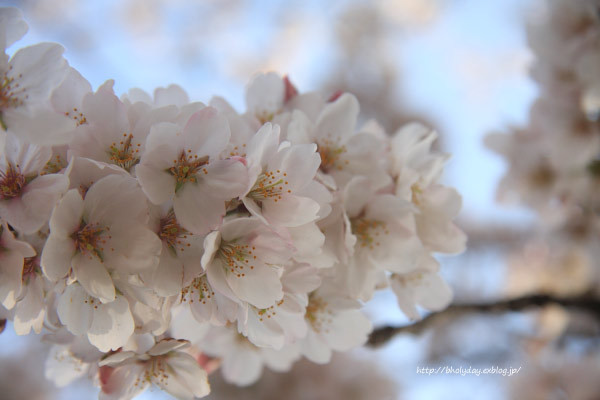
[488,0,600,297]
[0,7,464,400]
[487,1,600,396]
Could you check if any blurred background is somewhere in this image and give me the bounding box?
[3,0,599,399]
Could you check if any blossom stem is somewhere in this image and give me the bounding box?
[367,293,600,347]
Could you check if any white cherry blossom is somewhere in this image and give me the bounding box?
[136,107,248,234]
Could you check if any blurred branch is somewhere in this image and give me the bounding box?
[367,293,600,347]
[459,223,533,250]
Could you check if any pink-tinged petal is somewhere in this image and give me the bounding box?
[7,107,76,146]
[245,72,285,116]
[143,121,182,153]
[286,110,313,144]
[135,159,177,205]
[4,133,51,173]
[65,157,129,194]
[154,84,189,107]
[414,272,453,312]
[148,338,189,356]
[57,285,93,336]
[226,259,283,309]
[244,123,280,181]
[41,235,75,281]
[221,347,263,386]
[8,42,67,99]
[183,107,230,158]
[263,194,320,227]
[0,7,28,47]
[219,217,262,242]
[164,353,211,398]
[301,329,332,364]
[143,248,183,296]
[243,308,285,349]
[88,295,134,352]
[366,194,413,221]
[99,363,147,400]
[109,225,161,273]
[269,143,320,191]
[45,346,89,387]
[73,254,115,303]
[315,93,359,140]
[124,87,152,104]
[249,229,293,264]
[0,250,23,309]
[203,159,248,199]
[241,197,269,225]
[206,258,242,304]
[98,351,137,367]
[48,189,83,237]
[13,274,45,334]
[325,310,371,351]
[201,231,221,269]
[174,184,224,234]
[282,263,321,294]
[82,80,129,130]
[22,173,69,224]
[1,173,69,234]
[51,67,92,115]
[343,176,373,218]
[85,174,148,227]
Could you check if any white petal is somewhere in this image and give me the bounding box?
[88,295,134,352]
[226,259,283,309]
[13,275,45,334]
[161,353,210,398]
[202,159,248,199]
[0,250,23,309]
[262,194,320,227]
[222,347,263,386]
[183,107,230,157]
[48,189,83,237]
[73,254,115,303]
[174,184,224,235]
[57,285,93,336]
[41,234,75,281]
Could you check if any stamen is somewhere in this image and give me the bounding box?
[317,138,347,172]
[108,133,140,171]
[158,209,189,253]
[305,294,332,333]
[181,275,214,304]
[167,151,209,192]
[0,163,27,199]
[351,218,387,250]
[72,221,107,261]
[218,241,254,277]
[248,170,290,202]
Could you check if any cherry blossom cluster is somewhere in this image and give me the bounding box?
[487,0,600,293]
[0,7,465,399]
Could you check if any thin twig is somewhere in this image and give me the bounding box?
[367,293,600,347]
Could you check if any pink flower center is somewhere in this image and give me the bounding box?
[72,222,109,261]
[317,139,347,173]
[108,133,141,171]
[351,218,388,250]
[0,68,25,112]
[305,294,329,332]
[248,169,291,203]
[22,257,39,283]
[219,242,256,278]
[158,210,189,253]
[168,150,209,192]
[0,163,26,199]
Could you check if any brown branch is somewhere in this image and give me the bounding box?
[367,293,600,347]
